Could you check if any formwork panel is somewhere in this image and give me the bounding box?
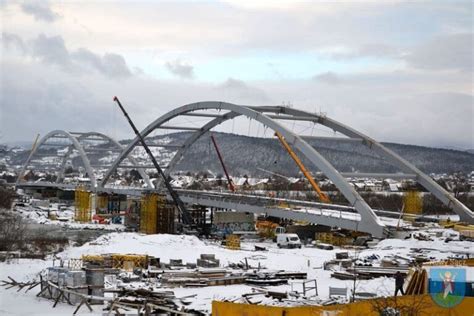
[75,186,91,222]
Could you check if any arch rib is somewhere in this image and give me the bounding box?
[103,102,387,237]
[268,107,474,223]
[17,130,97,188]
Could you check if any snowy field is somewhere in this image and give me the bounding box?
[1,227,473,315]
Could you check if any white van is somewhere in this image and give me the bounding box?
[276,233,302,249]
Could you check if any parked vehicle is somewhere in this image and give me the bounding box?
[276,233,302,248]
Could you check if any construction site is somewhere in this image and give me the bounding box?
[0,98,472,316]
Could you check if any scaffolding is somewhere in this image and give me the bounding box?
[75,186,91,222]
[404,190,423,215]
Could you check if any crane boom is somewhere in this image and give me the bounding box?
[113,96,194,226]
[210,134,235,192]
[274,132,331,203]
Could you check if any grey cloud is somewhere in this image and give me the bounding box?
[406,33,473,72]
[72,49,132,78]
[313,72,343,85]
[5,33,133,79]
[1,58,472,150]
[218,78,269,102]
[165,59,194,78]
[20,0,59,22]
[31,34,72,68]
[1,32,27,53]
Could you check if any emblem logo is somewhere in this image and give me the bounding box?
[429,268,465,308]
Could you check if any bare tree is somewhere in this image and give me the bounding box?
[0,187,16,209]
[0,213,27,251]
[369,287,432,316]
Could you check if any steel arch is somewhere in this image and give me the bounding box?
[102,102,388,236]
[16,130,153,189]
[55,132,153,188]
[17,130,97,188]
[102,101,474,235]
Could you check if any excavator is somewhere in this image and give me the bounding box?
[274,132,331,204]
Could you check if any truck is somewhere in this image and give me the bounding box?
[276,233,302,249]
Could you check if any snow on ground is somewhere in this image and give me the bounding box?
[15,206,125,231]
[0,259,94,316]
[1,228,473,315]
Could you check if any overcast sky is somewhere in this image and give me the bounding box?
[1,0,472,150]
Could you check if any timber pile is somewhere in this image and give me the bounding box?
[245,271,307,286]
[161,268,247,287]
[346,266,409,279]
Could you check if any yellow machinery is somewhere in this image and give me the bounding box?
[404,190,423,215]
[75,186,91,222]
[226,234,241,250]
[274,132,330,203]
[256,220,279,238]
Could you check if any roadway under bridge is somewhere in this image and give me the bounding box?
[16,101,474,238]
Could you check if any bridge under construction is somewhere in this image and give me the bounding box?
[15,101,474,238]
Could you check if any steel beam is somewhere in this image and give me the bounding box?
[156,126,201,131]
[340,172,417,180]
[181,113,224,118]
[267,114,317,122]
[118,165,166,169]
[301,136,363,143]
[140,144,184,149]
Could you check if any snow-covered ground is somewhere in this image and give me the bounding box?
[15,205,125,231]
[1,227,473,315]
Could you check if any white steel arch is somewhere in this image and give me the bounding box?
[17,130,98,187]
[102,101,474,237]
[16,130,153,189]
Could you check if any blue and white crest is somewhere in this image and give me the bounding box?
[429,268,466,308]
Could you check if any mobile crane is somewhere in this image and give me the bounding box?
[274,131,331,203]
[210,134,235,192]
[113,96,195,229]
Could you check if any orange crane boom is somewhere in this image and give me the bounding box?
[274,132,330,203]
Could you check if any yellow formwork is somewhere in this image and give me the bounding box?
[81,255,104,265]
[226,234,241,250]
[111,254,147,270]
[316,232,352,246]
[140,193,159,234]
[404,190,423,215]
[75,186,91,222]
[213,295,474,316]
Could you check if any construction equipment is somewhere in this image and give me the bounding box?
[210,134,235,192]
[113,96,195,229]
[274,132,330,203]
